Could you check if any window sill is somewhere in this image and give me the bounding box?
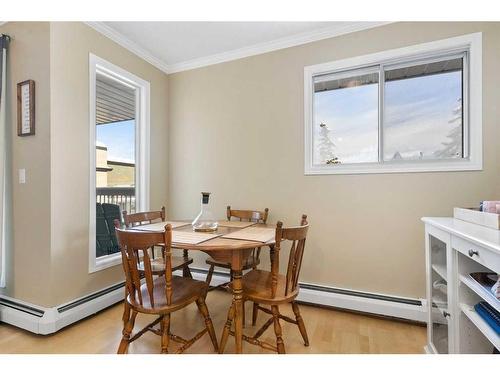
[89,253,122,273]
[305,159,482,175]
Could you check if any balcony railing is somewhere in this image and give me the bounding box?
[96,186,136,214]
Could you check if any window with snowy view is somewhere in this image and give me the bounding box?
[313,70,379,165]
[311,54,466,167]
[383,57,463,161]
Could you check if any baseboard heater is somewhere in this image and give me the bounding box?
[0,268,425,335]
[299,283,421,306]
[0,281,126,334]
[188,267,425,322]
[57,282,125,313]
[0,296,45,317]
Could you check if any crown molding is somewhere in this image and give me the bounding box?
[167,21,391,73]
[84,21,170,74]
[86,22,392,74]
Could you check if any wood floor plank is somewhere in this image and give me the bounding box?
[0,290,426,354]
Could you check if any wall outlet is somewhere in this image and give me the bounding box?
[19,168,26,184]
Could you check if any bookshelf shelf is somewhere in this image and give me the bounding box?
[423,217,500,354]
[432,264,447,281]
[459,274,500,313]
[460,303,500,351]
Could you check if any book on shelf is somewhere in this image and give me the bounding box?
[474,301,500,335]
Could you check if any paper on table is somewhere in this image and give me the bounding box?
[172,231,222,245]
[133,221,190,232]
[221,227,275,243]
[217,220,256,229]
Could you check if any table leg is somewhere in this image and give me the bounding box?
[231,249,244,354]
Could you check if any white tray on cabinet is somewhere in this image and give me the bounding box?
[454,207,500,230]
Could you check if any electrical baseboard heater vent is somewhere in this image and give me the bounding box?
[0,297,45,317]
[0,269,425,335]
[300,283,422,306]
[189,266,421,307]
[57,282,125,313]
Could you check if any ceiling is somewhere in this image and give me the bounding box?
[90,21,387,73]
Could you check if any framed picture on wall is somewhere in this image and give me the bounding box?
[17,79,35,136]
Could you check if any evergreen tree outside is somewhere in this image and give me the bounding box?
[317,122,340,164]
[434,98,462,158]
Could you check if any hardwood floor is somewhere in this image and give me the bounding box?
[0,290,426,354]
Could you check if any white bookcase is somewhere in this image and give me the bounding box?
[422,217,500,354]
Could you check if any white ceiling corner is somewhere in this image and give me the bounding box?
[87,21,391,74]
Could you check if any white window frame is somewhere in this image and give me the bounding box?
[88,53,150,273]
[304,32,482,175]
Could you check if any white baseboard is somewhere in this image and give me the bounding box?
[188,268,427,323]
[0,269,426,335]
[0,282,125,334]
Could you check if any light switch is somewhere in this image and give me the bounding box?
[19,169,26,184]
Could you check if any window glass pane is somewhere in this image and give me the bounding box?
[313,70,379,165]
[95,71,136,259]
[383,57,463,161]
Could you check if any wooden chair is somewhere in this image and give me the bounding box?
[123,207,193,278]
[205,205,269,291]
[115,224,218,354]
[219,215,310,354]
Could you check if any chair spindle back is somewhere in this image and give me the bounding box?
[227,205,269,223]
[123,206,166,227]
[115,223,173,307]
[271,214,309,298]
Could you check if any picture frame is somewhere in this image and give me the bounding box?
[17,79,35,136]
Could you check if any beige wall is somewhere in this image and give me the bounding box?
[0,22,169,307]
[168,22,500,299]
[0,22,52,305]
[2,21,499,308]
[49,22,169,306]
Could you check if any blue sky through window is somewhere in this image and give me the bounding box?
[96,120,135,162]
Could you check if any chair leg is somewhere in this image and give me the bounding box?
[117,310,137,354]
[253,248,261,270]
[292,302,309,346]
[252,302,259,326]
[161,313,171,354]
[122,297,130,324]
[183,250,192,278]
[196,297,219,352]
[183,265,193,279]
[242,300,246,328]
[205,265,215,286]
[219,302,235,354]
[271,305,285,354]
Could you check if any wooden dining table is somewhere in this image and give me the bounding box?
[127,221,276,354]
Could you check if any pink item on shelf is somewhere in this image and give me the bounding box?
[482,201,500,213]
